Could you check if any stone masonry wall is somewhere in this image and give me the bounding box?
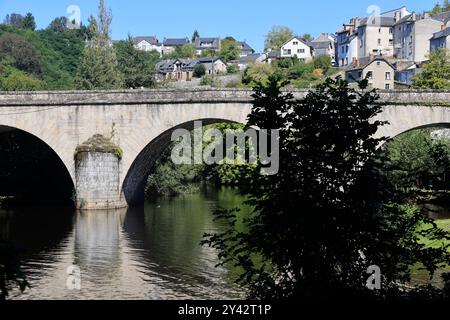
[75,152,126,210]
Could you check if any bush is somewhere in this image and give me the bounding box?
[193,64,206,78]
[287,60,314,79]
[0,64,46,91]
[226,64,239,74]
[313,55,332,74]
[200,75,213,86]
[0,32,42,76]
[242,63,275,87]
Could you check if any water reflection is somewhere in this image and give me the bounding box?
[1,187,246,300]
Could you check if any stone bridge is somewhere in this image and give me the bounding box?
[0,88,449,209]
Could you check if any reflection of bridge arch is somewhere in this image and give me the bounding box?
[0,89,448,208]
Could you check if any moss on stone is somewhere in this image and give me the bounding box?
[75,134,123,159]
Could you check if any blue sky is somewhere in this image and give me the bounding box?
[0,0,434,52]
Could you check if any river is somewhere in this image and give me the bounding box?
[0,186,248,300]
[1,186,449,299]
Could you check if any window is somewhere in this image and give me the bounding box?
[377,61,381,66]
[360,39,363,48]
[293,41,298,45]
[379,28,382,33]
[366,71,373,79]
[283,49,291,55]
[378,38,381,45]
[385,72,391,80]
[389,28,393,34]
[298,48,305,53]
[385,83,390,90]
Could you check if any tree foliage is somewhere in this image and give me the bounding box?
[0,63,45,91]
[75,45,123,90]
[114,37,158,88]
[165,44,197,59]
[75,0,123,90]
[21,13,36,31]
[0,32,42,75]
[219,37,241,62]
[380,130,450,192]
[203,77,450,300]
[193,63,206,78]
[242,63,277,87]
[264,26,294,51]
[192,30,200,43]
[48,17,69,32]
[412,49,450,89]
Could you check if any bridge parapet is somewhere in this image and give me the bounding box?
[0,89,449,107]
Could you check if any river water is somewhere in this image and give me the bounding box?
[1,186,449,299]
[0,186,248,300]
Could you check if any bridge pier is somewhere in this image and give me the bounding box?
[74,135,127,210]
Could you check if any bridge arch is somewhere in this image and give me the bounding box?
[0,124,75,205]
[122,118,243,206]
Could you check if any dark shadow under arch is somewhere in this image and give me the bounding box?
[122,118,241,207]
[0,125,74,206]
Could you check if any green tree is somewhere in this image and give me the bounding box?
[412,49,450,89]
[86,15,98,40]
[242,63,276,87]
[264,26,294,51]
[226,64,239,74]
[219,37,241,62]
[302,33,313,42]
[380,130,450,192]
[21,13,36,31]
[114,37,157,88]
[445,0,450,11]
[430,3,442,14]
[0,32,42,75]
[48,17,69,32]
[192,30,200,43]
[75,45,123,90]
[203,77,450,300]
[287,60,314,79]
[193,63,206,78]
[75,0,123,89]
[165,44,197,59]
[178,43,197,58]
[313,55,332,74]
[0,62,46,91]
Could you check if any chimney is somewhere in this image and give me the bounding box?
[369,53,375,62]
[349,27,354,35]
[412,12,417,21]
[394,11,400,22]
[443,24,447,30]
[352,57,360,68]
